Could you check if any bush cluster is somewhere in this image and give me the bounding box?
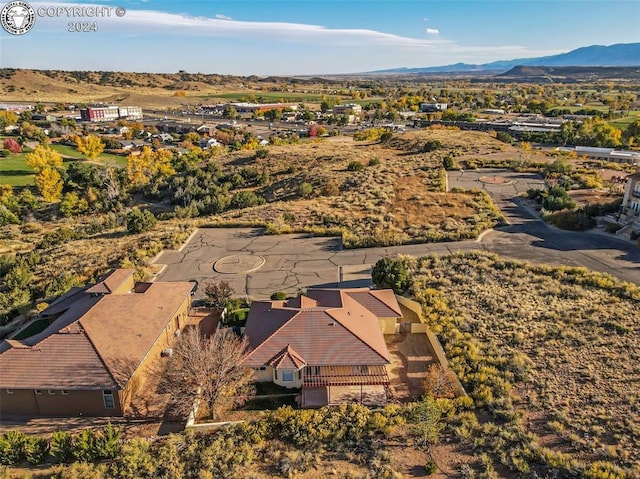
[0,424,121,467]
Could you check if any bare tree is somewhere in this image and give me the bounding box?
[422,364,457,399]
[203,279,234,311]
[160,328,254,419]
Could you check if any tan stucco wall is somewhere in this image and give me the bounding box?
[273,369,303,388]
[252,368,272,382]
[121,295,190,413]
[111,275,135,295]
[378,317,397,335]
[0,389,122,417]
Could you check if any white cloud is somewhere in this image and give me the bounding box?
[18,1,565,73]
[214,13,232,21]
[425,28,439,34]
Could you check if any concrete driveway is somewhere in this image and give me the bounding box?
[155,169,640,298]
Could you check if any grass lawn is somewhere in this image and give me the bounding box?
[1,146,127,186]
[50,144,128,166]
[0,154,35,186]
[49,143,87,159]
[609,110,640,130]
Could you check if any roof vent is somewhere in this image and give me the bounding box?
[328,321,336,326]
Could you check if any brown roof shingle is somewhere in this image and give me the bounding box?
[80,281,193,387]
[0,331,118,390]
[86,269,135,294]
[242,288,400,369]
[0,272,193,390]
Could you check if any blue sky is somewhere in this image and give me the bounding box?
[1,0,639,75]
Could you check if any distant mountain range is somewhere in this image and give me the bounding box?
[370,43,640,74]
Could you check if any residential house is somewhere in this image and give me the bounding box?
[0,270,194,417]
[241,288,402,407]
[618,171,640,237]
[156,121,197,134]
[199,137,221,149]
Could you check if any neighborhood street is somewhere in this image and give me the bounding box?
[155,170,640,298]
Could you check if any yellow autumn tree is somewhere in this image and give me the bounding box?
[74,134,104,160]
[25,145,64,202]
[24,144,63,171]
[35,167,63,202]
[127,146,175,187]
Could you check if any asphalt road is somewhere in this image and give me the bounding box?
[155,169,640,298]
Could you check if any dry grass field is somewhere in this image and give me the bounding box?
[0,69,338,107]
[210,130,517,246]
[409,251,640,477]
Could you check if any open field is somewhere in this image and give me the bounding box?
[609,110,640,129]
[206,130,555,246]
[0,144,127,187]
[410,251,640,476]
[0,154,35,187]
[195,91,343,102]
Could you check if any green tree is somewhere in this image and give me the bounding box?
[223,105,238,119]
[50,431,74,463]
[543,186,576,211]
[126,208,157,233]
[372,257,410,294]
[298,182,313,198]
[264,109,283,121]
[59,192,89,217]
[230,190,265,209]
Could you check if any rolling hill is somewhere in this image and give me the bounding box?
[371,43,640,74]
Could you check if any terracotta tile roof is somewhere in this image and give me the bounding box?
[79,281,193,387]
[243,301,299,349]
[242,288,400,369]
[242,309,389,368]
[0,331,118,390]
[346,290,403,318]
[268,345,307,369]
[86,269,135,294]
[0,272,193,390]
[39,287,87,317]
[325,293,390,362]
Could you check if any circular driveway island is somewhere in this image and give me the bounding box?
[213,254,265,274]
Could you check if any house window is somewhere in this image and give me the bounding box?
[256,366,267,371]
[48,390,56,395]
[103,390,115,409]
[6,389,13,395]
[61,390,69,396]
[34,389,42,395]
[282,370,294,382]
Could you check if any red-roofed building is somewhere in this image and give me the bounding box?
[241,288,402,407]
[0,270,194,417]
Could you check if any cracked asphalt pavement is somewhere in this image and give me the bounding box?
[155,169,640,298]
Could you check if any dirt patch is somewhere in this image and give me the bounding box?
[385,333,437,402]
